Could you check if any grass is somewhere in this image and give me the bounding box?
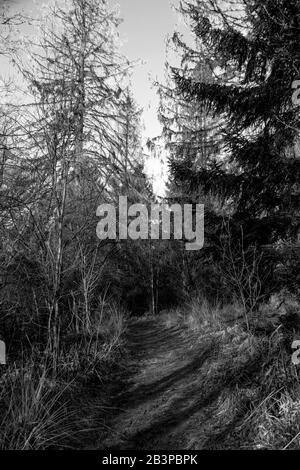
[2,291,300,450]
[0,362,73,449]
[160,296,300,449]
[0,300,127,450]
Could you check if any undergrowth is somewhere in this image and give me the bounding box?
[0,300,127,450]
[161,296,300,450]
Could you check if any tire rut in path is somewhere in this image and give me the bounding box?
[101,317,218,450]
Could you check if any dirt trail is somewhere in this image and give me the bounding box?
[100,317,226,450]
[100,315,264,450]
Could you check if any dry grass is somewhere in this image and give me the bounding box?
[0,361,73,449]
[59,300,127,377]
[0,300,127,450]
[159,296,300,449]
[162,297,244,334]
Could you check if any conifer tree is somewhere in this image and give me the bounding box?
[171,0,300,249]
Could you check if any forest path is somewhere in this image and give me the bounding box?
[99,315,235,450]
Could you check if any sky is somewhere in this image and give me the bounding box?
[113,0,180,138]
[3,0,185,194]
[7,0,181,137]
[113,0,183,194]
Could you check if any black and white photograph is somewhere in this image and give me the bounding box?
[0,0,300,454]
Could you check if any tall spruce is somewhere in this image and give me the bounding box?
[171,0,300,249]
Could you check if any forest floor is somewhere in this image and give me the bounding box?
[98,313,272,450]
